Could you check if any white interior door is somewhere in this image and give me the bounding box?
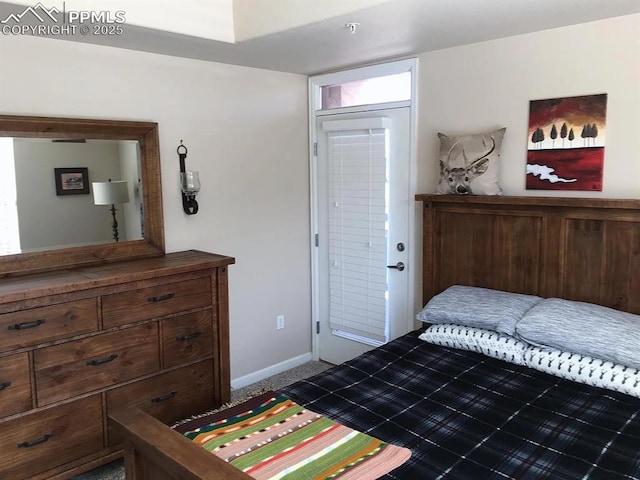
[316,107,411,364]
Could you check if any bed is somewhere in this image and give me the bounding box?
[110,195,640,480]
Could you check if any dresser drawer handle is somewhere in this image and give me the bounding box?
[147,293,175,303]
[8,319,46,330]
[177,331,202,341]
[151,390,178,403]
[0,381,12,391]
[18,433,53,448]
[86,354,118,366]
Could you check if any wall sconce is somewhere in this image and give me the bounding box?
[177,141,200,215]
[92,179,130,242]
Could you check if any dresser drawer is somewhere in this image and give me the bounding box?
[35,323,160,406]
[0,352,31,418]
[0,299,98,353]
[0,395,103,480]
[162,310,214,368]
[102,277,212,328]
[107,360,214,445]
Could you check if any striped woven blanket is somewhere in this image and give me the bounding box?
[177,391,411,480]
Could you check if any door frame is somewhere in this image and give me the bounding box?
[308,58,419,361]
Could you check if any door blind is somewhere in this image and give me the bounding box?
[325,126,389,344]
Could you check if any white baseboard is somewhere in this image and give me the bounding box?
[231,352,313,390]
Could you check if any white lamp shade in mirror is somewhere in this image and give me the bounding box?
[92,180,130,205]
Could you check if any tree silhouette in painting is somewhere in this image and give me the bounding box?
[581,123,600,147]
[550,124,558,148]
[531,127,545,149]
[560,122,568,147]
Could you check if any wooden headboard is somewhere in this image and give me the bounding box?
[416,195,640,315]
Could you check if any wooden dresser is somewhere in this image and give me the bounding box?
[0,250,234,480]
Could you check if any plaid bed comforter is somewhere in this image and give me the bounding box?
[280,330,640,480]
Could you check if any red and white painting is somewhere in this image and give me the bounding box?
[526,93,607,191]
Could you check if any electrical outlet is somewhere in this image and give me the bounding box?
[276,314,285,330]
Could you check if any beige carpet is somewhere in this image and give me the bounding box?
[70,360,331,480]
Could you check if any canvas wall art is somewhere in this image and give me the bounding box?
[526,93,607,191]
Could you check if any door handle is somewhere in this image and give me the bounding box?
[387,262,405,271]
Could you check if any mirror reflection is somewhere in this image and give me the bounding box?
[0,137,143,256]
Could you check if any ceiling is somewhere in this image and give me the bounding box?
[2,0,639,75]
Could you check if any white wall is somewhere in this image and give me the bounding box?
[416,14,640,198]
[0,34,310,382]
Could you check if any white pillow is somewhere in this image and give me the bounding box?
[419,324,529,366]
[416,285,543,336]
[524,346,640,399]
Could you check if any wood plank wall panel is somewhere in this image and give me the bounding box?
[417,195,640,317]
[599,221,640,312]
[491,213,542,294]
[433,209,543,297]
[603,221,640,313]
[562,218,640,314]
[561,218,606,305]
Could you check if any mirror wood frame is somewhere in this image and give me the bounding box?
[0,114,165,277]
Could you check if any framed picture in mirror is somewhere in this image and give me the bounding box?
[54,167,90,195]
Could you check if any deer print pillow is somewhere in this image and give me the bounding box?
[436,127,506,195]
[524,345,640,399]
[419,324,529,366]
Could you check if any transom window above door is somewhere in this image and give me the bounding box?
[320,71,411,110]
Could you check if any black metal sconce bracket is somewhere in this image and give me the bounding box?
[178,141,198,215]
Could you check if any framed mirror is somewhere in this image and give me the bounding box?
[0,115,164,277]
